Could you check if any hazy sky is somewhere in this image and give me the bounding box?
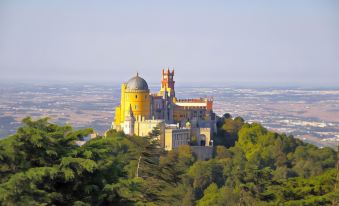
[0,0,338,86]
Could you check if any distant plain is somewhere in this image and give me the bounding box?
[0,82,338,149]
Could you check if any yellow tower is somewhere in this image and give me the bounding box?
[114,73,151,128]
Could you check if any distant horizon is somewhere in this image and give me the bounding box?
[1,77,339,90]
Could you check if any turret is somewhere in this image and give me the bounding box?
[123,104,135,135]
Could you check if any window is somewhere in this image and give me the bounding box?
[135,95,138,99]
[135,105,138,109]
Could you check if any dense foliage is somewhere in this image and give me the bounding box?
[0,116,337,205]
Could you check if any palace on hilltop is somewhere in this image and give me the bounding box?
[112,69,216,151]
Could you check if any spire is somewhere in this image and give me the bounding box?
[126,104,134,120]
[136,72,139,77]
[129,104,134,116]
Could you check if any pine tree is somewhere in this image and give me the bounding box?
[138,124,163,178]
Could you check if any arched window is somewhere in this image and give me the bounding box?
[135,95,138,99]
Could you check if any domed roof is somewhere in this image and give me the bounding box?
[126,73,149,90]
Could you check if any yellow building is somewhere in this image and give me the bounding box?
[112,69,216,150]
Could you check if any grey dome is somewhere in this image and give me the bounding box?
[126,74,149,90]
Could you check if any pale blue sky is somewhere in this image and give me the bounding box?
[0,0,338,86]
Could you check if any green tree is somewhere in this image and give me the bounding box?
[215,116,244,147]
[0,116,337,205]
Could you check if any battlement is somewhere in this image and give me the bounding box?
[162,68,175,76]
[176,98,213,103]
[199,127,211,132]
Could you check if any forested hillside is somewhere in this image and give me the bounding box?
[0,116,338,205]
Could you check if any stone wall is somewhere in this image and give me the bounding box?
[191,146,213,160]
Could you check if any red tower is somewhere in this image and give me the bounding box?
[161,68,175,97]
